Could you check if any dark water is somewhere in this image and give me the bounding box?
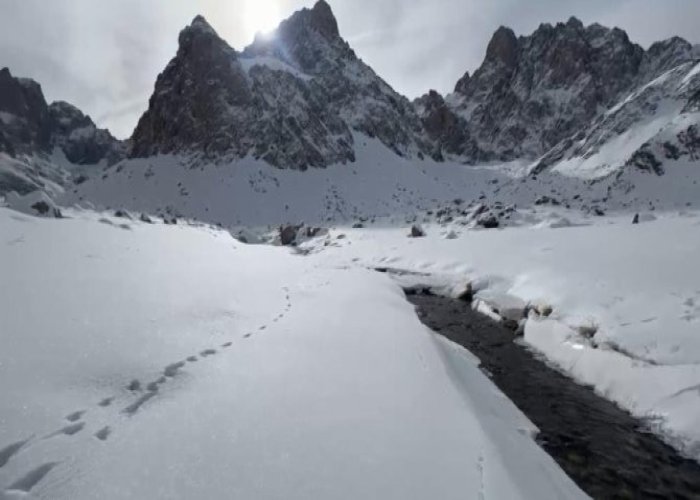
[407,291,700,500]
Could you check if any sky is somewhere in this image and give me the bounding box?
[1,0,697,139]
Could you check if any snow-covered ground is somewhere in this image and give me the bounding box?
[0,207,586,499]
[303,209,700,460]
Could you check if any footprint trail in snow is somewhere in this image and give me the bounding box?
[0,286,294,496]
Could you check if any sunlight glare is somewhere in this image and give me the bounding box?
[244,1,282,37]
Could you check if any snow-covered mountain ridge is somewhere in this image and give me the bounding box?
[1,0,699,219]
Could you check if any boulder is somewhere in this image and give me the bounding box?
[279,224,300,246]
[409,224,426,238]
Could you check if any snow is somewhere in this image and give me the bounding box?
[239,55,312,81]
[0,207,586,499]
[302,211,700,460]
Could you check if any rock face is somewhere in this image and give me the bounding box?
[0,67,124,165]
[131,1,436,169]
[419,18,699,163]
[532,59,700,176]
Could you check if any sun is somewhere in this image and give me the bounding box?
[244,1,282,37]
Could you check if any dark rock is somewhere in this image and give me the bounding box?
[409,224,426,238]
[477,213,500,229]
[140,213,153,224]
[280,224,300,245]
[31,201,50,215]
[632,213,639,224]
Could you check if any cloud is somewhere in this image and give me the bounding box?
[1,0,697,139]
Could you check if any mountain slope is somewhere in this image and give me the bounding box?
[533,60,700,179]
[419,18,698,164]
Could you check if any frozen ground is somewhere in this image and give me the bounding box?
[302,209,700,461]
[0,207,585,499]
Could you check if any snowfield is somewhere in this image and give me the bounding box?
[0,207,586,499]
[303,210,700,460]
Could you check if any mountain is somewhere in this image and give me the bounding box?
[532,59,700,178]
[0,67,125,196]
[419,17,699,164]
[131,1,436,169]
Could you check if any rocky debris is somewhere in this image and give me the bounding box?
[114,209,131,219]
[4,190,63,218]
[409,224,426,238]
[476,213,500,229]
[139,213,153,224]
[632,213,640,224]
[535,196,561,206]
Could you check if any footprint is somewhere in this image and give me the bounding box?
[259,326,267,331]
[127,379,141,392]
[46,422,85,439]
[221,342,232,348]
[94,426,111,441]
[65,410,86,422]
[186,356,198,363]
[641,317,658,324]
[200,349,217,357]
[163,361,186,377]
[0,437,32,468]
[243,333,252,339]
[98,397,114,407]
[146,381,160,392]
[122,392,157,416]
[5,462,59,494]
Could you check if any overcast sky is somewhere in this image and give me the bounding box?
[1,0,697,138]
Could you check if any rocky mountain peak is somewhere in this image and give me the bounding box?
[484,26,518,67]
[309,0,339,40]
[565,16,584,29]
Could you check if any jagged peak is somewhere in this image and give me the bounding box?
[310,0,339,39]
[485,26,518,67]
[188,15,217,35]
[565,16,584,29]
[178,14,226,49]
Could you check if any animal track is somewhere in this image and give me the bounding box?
[5,462,59,494]
[0,289,295,493]
[122,392,157,416]
[95,426,111,441]
[0,437,31,468]
[98,397,114,407]
[46,422,85,439]
[164,361,186,377]
[65,410,86,422]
